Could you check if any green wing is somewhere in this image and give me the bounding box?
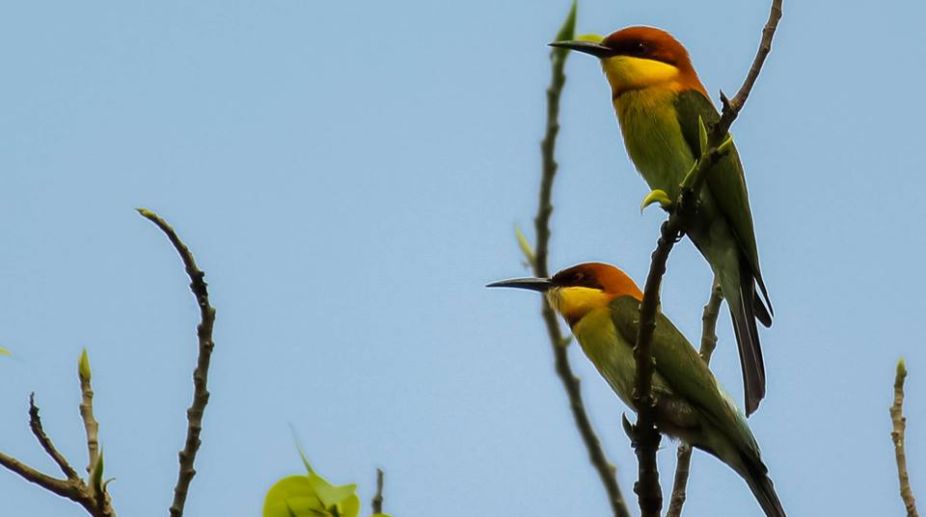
[609,296,752,446]
[674,90,766,293]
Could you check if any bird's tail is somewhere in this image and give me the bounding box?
[737,452,786,517]
[720,256,767,416]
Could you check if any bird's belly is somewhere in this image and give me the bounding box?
[572,311,638,409]
[613,91,695,199]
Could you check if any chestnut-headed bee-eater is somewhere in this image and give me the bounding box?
[550,27,773,415]
[489,262,784,516]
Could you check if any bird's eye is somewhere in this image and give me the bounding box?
[634,42,648,55]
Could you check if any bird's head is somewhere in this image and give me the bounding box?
[488,262,642,326]
[551,26,707,98]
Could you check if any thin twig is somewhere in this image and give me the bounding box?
[713,0,783,140]
[0,451,78,501]
[0,390,117,516]
[28,393,80,481]
[666,281,722,517]
[891,359,919,517]
[372,468,384,514]
[137,209,217,517]
[530,5,630,517]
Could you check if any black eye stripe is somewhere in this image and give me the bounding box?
[552,269,603,290]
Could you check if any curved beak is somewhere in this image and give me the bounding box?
[549,40,616,58]
[486,277,553,292]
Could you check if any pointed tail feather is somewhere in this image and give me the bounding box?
[754,291,772,328]
[722,261,766,416]
[740,454,786,517]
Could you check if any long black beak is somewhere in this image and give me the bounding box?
[486,277,553,292]
[549,40,616,58]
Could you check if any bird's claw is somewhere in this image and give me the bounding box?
[639,189,673,213]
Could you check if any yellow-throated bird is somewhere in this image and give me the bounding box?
[551,27,772,415]
[489,262,784,516]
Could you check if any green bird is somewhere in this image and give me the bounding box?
[489,262,784,516]
[551,27,773,415]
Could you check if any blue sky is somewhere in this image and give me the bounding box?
[0,1,924,516]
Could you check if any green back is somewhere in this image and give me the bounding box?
[608,296,758,451]
[674,90,764,286]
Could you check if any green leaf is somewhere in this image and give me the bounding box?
[90,451,104,495]
[264,476,320,517]
[554,0,577,42]
[264,468,361,517]
[551,1,577,61]
[697,115,708,156]
[0,347,9,356]
[297,445,315,476]
[308,471,359,514]
[639,189,672,213]
[514,225,535,266]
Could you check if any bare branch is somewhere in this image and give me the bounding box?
[1,389,116,516]
[530,7,630,516]
[891,359,919,517]
[372,468,384,514]
[137,209,217,517]
[0,450,77,501]
[666,281,722,517]
[28,393,80,481]
[713,0,783,140]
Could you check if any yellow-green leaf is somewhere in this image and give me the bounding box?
[553,0,577,44]
[551,1,577,63]
[697,115,708,156]
[514,225,535,265]
[264,476,320,517]
[91,451,104,494]
[264,470,360,517]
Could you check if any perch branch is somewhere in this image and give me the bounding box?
[137,209,217,517]
[630,2,782,515]
[666,281,723,517]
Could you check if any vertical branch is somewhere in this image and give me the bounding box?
[891,359,919,517]
[529,4,630,517]
[137,209,217,517]
[630,220,682,517]
[78,349,101,475]
[632,2,783,515]
[666,281,722,517]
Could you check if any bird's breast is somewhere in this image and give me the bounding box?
[571,309,638,408]
[612,89,695,198]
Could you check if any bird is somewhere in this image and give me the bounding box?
[550,27,773,415]
[489,262,784,516]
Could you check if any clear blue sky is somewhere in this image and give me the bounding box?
[1,1,924,516]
